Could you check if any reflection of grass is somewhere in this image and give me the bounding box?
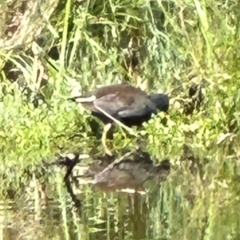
[1,0,240,238]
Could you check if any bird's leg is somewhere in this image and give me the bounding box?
[95,105,138,137]
[102,123,113,156]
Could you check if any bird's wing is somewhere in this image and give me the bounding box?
[93,94,130,116]
[117,99,157,118]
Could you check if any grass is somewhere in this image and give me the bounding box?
[1,0,240,239]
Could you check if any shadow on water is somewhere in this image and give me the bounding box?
[1,148,240,240]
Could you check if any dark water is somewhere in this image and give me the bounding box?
[2,176,240,240]
[2,151,240,240]
[1,184,164,240]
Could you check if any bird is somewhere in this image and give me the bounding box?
[70,84,169,155]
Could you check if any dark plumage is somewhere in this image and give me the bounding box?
[70,84,169,155]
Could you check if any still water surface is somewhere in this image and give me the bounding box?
[1,154,240,240]
[1,178,240,240]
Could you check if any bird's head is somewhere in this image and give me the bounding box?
[148,93,169,112]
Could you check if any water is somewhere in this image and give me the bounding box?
[1,151,240,240]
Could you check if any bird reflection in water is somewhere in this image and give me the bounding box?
[54,150,171,193]
[53,149,170,207]
[92,150,170,193]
